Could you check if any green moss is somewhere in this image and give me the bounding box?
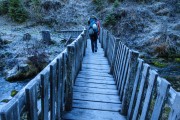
[175,58,180,63]
[1,99,10,103]
[11,90,18,97]
[161,106,171,120]
[152,61,167,68]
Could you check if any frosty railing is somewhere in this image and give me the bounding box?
[0,29,87,120]
[99,27,180,120]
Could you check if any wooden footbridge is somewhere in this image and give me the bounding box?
[0,28,180,120]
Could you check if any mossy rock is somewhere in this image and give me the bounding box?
[175,58,180,63]
[1,99,11,103]
[11,90,18,97]
[7,67,38,82]
[152,61,167,68]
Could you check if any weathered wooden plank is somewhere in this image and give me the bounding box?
[0,99,20,120]
[82,64,110,70]
[78,74,113,81]
[61,53,67,112]
[132,64,150,120]
[50,64,57,120]
[81,67,110,73]
[118,46,128,96]
[121,50,139,115]
[140,70,158,120]
[110,38,120,74]
[73,92,121,104]
[78,71,112,78]
[75,82,117,90]
[76,77,115,85]
[151,77,170,120]
[127,59,144,120]
[113,42,122,83]
[63,108,126,120]
[66,45,75,111]
[56,58,62,120]
[83,61,108,65]
[168,93,180,120]
[116,45,126,90]
[119,48,130,100]
[73,86,118,95]
[73,100,121,112]
[25,82,38,120]
[40,72,49,120]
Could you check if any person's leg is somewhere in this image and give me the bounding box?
[94,34,98,52]
[90,35,94,53]
[91,40,94,52]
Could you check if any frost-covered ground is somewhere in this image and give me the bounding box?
[0,16,66,107]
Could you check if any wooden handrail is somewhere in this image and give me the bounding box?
[100,27,180,120]
[0,29,87,120]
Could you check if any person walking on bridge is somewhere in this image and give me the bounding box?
[88,15,100,53]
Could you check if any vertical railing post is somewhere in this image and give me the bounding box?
[104,31,109,57]
[26,83,38,120]
[65,45,75,111]
[41,72,49,120]
[56,58,63,120]
[101,29,104,48]
[110,38,120,74]
[50,63,57,120]
[121,50,139,115]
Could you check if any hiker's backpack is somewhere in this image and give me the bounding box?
[88,18,98,36]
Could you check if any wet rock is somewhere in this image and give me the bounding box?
[5,64,30,81]
[149,2,166,13]
[173,24,180,31]
[5,66,19,81]
[18,64,29,73]
[23,33,31,41]
[156,8,171,16]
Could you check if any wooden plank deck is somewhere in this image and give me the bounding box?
[63,40,126,120]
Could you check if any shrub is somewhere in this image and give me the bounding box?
[30,0,43,22]
[92,0,103,11]
[108,0,116,3]
[8,0,28,23]
[0,0,9,15]
[113,0,120,8]
[104,13,117,26]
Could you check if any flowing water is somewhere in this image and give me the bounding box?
[0,76,29,109]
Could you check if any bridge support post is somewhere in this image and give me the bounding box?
[110,38,120,74]
[121,50,139,116]
[104,31,109,57]
[65,45,75,111]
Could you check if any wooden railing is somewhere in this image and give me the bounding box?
[99,28,180,120]
[0,29,87,120]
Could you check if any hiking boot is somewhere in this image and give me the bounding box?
[95,50,97,52]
